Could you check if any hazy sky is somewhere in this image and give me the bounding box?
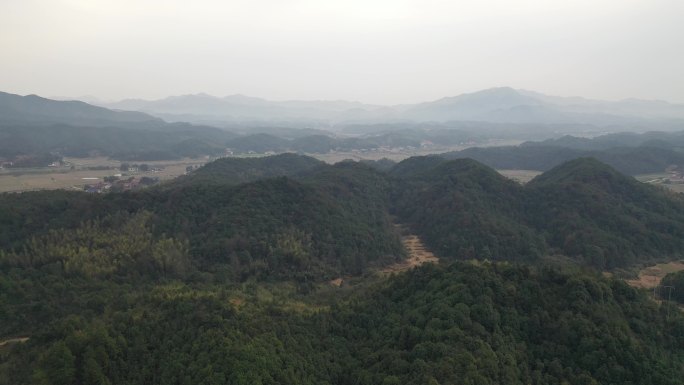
[1,0,683,104]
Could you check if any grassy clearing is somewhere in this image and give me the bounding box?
[626,261,684,289]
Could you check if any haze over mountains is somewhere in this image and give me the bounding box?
[4,89,684,175]
[97,87,684,129]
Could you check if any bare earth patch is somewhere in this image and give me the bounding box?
[626,261,684,289]
[381,232,439,274]
[228,297,245,308]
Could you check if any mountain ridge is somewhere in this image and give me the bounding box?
[90,87,684,128]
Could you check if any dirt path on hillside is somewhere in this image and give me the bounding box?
[0,337,29,347]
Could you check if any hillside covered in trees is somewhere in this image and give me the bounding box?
[1,261,683,385]
[442,130,684,175]
[391,156,684,269]
[3,154,684,278]
[2,153,684,384]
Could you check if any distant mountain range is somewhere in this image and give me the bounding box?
[4,88,684,166]
[93,87,684,129]
[0,91,237,161]
[0,91,161,128]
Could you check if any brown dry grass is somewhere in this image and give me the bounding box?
[381,233,439,274]
[626,261,684,289]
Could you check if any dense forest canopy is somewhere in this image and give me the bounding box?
[390,156,684,269]
[2,153,684,384]
[3,154,684,277]
[440,129,684,175]
[1,261,683,385]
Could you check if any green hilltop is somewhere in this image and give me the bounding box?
[2,153,684,384]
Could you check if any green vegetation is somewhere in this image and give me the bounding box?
[391,157,545,261]
[3,153,684,384]
[1,262,683,384]
[442,129,684,176]
[525,158,684,269]
[176,153,324,186]
[391,156,684,269]
[443,145,684,175]
[3,154,684,279]
[0,124,234,162]
[661,270,684,303]
[0,156,403,284]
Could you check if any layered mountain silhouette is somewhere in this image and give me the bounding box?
[0,91,237,160]
[442,129,684,175]
[100,87,684,128]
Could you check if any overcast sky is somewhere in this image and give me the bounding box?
[1,0,682,104]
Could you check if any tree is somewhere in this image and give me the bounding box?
[41,342,75,385]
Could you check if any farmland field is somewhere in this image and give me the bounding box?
[635,173,684,193]
[0,157,207,193]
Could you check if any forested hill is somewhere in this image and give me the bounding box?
[173,153,324,186]
[323,263,684,385]
[390,156,684,269]
[0,157,403,283]
[0,91,238,161]
[3,154,684,279]
[3,153,684,384]
[439,129,684,175]
[525,158,684,268]
[0,91,159,127]
[0,123,237,160]
[442,144,684,175]
[391,157,545,262]
[2,262,683,384]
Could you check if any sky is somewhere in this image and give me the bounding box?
[1,0,683,104]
